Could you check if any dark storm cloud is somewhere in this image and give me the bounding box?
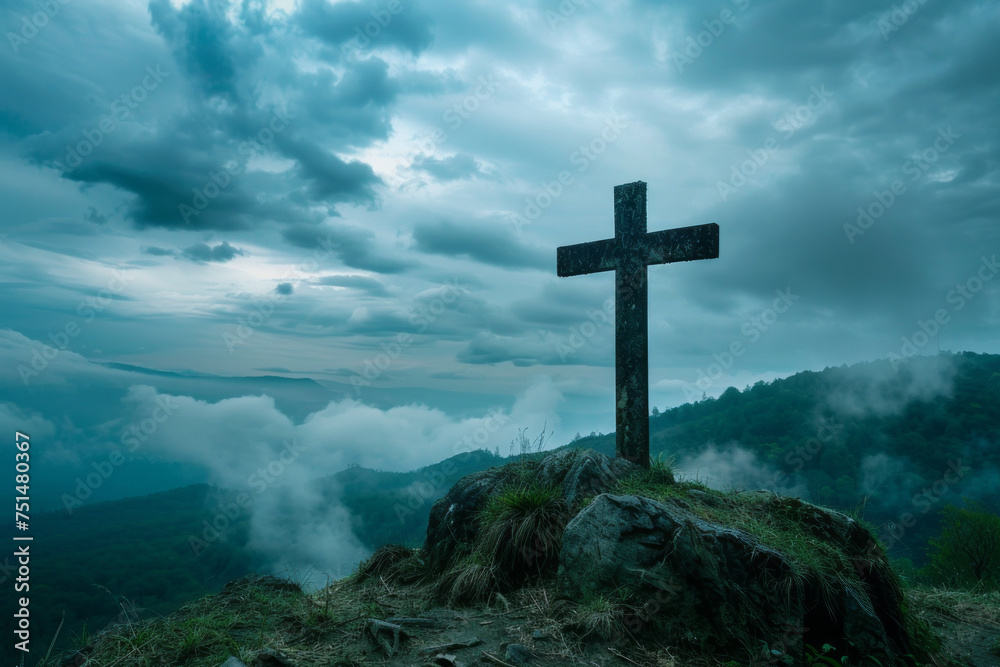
[281,137,382,203]
[316,275,390,297]
[634,1,882,90]
[276,283,294,296]
[66,155,253,231]
[295,0,434,56]
[412,220,549,269]
[4,0,415,238]
[1,0,998,428]
[573,1,1000,372]
[410,153,487,182]
[292,58,401,147]
[85,207,108,225]
[283,224,412,274]
[395,68,466,96]
[148,0,251,99]
[142,246,175,257]
[181,241,246,263]
[509,282,615,327]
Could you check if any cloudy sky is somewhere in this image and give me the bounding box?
[1,0,999,517]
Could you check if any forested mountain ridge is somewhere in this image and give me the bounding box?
[666,353,998,509]
[652,351,998,474]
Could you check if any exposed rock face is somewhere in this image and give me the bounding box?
[558,493,915,662]
[533,448,642,506]
[422,449,639,572]
[423,466,508,571]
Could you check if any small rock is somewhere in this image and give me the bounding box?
[221,658,249,667]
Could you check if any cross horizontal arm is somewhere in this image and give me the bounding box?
[556,222,719,277]
[644,223,719,267]
[556,238,616,277]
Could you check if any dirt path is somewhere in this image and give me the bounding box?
[907,588,1000,667]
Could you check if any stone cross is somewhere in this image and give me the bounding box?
[556,181,719,467]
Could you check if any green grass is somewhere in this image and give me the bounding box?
[609,453,711,501]
[49,576,305,667]
[475,483,567,591]
[568,592,636,642]
[419,475,571,605]
[478,483,564,525]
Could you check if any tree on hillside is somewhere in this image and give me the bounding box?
[924,499,1000,591]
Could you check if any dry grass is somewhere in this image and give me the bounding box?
[906,585,1000,626]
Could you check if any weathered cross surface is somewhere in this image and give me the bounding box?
[556,181,719,467]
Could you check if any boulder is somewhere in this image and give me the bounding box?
[423,466,510,571]
[558,492,916,662]
[533,448,642,505]
[423,449,639,572]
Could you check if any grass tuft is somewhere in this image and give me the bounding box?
[355,544,426,586]
[477,483,567,584]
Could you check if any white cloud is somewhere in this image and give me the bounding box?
[677,443,810,499]
[118,374,563,579]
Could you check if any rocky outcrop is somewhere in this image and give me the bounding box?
[558,492,916,662]
[533,448,642,505]
[422,466,509,572]
[422,449,640,572]
[419,448,927,662]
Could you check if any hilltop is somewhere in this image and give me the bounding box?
[50,450,998,666]
[10,352,1000,662]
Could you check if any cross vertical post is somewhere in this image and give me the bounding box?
[556,181,719,467]
[615,183,649,465]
